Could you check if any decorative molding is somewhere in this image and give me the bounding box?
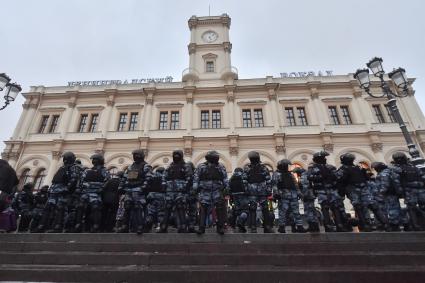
[115,104,144,110]
[188,43,196,54]
[275,145,286,154]
[39,107,66,113]
[68,102,76,108]
[155,103,185,109]
[184,148,193,156]
[52,151,63,160]
[321,97,352,103]
[371,142,383,153]
[322,143,334,152]
[94,149,105,155]
[22,103,38,109]
[196,102,225,108]
[186,96,193,104]
[76,105,105,111]
[278,98,309,104]
[202,53,218,59]
[236,100,267,106]
[223,42,232,53]
[229,146,239,155]
[106,100,115,107]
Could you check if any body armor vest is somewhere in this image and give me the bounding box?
[277,171,296,191]
[247,164,266,183]
[149,174,164,193]
[84,168,105,183]
[400,164,422,184]
[345,166,367,185]
[168,162,186,180]
[199,163,222,181]
[127,162,147,182]
[52,167,68,185]
[229,174,245,194]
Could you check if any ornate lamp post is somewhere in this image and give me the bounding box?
[354,57,425,170]
[0,73,22,111]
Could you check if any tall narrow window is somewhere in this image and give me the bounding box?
[89,114,99,132]
[33,168,46,191]
[159,111,168,130]
[206,61,214,72]
[212,110,221,129]
[372,105,386,123]
[19,169,31,190]
[48,115,59,133]
[242,109,252,128]
[170,111,179,130]
[108,167,118,178]
[285,107,296,126]
[117,113,127,131]
[340,106,352,125]
[129,112,138,131]
[297,107,308,126]
[38,115,49,133]
[328,106,340,125]
[253,109,264,127]
[385,104,396,123]
[78,114,88,133]
[201,110,209,129]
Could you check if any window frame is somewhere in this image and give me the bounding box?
[285,107,296,126]
[328,106,340,125]
[340,105,352,125]
[88,113,99,133]
[128,112,139,131]
[38,115,49,133]
[117,113,128,132]
[372,104,386,123]
[78,114,89,133]
[48,115,60,133]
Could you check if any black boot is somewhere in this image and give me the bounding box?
[50,208,64,233]
[295,225,307,233]
[249,210,257,233]
[408,207,422,231]
[278,226,286,233]
[308,222,320,233]
[216,204,226,235]
[197,205,207,235]
[321,206,334,232]
[177,207,187,233]
[355,206,371,232]
[262,208,274,233]
[158,207,170,233]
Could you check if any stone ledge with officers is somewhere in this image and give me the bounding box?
[4,148,425,234]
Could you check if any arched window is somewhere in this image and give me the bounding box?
[108,167,118,178]
[33,168,47,191]
[19,169,31,190]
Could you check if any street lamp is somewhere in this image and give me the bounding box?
[354,57,425,170]
[0,73,22,111]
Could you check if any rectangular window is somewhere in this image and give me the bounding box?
[297,107,308,126]
[242,109,252,128]
[117,113,127,131]
[201,110,209,129]
[159,111,168,130]
[38,115,49,133]
[385,104,396,123]
[340,105,352,125]
[253,109,264,127]
[129,112,138,131]
[328,106,340,125]
[285,107,296,126]
[48,115,59,133]
[170,111,179,130]
[372,105,386,123]
[206,61,214,72]
[78,114,88,133]
[212,110,221,129]
[89,114,99,132]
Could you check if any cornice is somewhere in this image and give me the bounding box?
[39,107,66,112]
[155,103,185,109]
[237,100,267,106]
[115,104,144,110]
[76,105,105,111]
[196,102,225,108]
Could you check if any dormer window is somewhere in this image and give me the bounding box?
[206,61,215,72]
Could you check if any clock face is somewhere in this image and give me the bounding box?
[202,31,218,43]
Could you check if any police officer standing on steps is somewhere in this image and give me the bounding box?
[336,153,389,232]
[185,161,198,233]
[12,183,34,232]
[144,166,166,232]
[391,152,425,231]
[29,185,49,233]
[293,167,320,232]
[37,152,80,233]
[229,167,249,233]
[244,151,274,233]
[75,153,110,233]
[272,160,306,233]
[159,150,191,233]
[117,149,151,234]
[101,170,122,232]
[193,150,228,235]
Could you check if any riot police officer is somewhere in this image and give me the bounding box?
[307,151,346,232]
[193,150,228,235]
[229,167,249,233]
[118,149,151,234]
[29,185,49,232]
[144,166,166,232]
[160,150,191,233]
[391,152,425,230]
[12,183,34,232]
[75,153,110,233]
[244,151,274,233]
[101,171,122,232]
[273,160,306,233]
[337,153,389,232]
[37,151,80,232]
[186,161,197,233]
[293,167,319,232]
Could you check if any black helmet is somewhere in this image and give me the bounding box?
[277,159,292,171]
[62,151,76,165]
[172,150,184,163]
[132,149,145,163]
[116,171,124,178]
[292,167,306,175]
[371,162,387,172]
[340,153,355,165]
[40,185,49,193]
[248,151,260,164]
[186,161,195,171]
[233,167,243,173]
[392,152,408,165]
[312,151,329,164]
[90,153,104,166]
[205,150,220,164]
[22,183,33,192]
[155,166,165,174]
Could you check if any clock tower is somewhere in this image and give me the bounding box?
[182,14,238,83]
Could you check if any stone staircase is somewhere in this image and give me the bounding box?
[0,232,424,283]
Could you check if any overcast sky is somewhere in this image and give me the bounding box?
[1,0,424,152]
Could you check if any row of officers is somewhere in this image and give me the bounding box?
[12,148,425,234]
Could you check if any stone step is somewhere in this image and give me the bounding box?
[1,264,425,283]
[1,251,423,266]
[1,241,425,253]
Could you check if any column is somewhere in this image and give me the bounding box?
[308,83,326,131]
[184,86,195,134]
[65,91,79,133]
[225,85,236,133]
[142,87,155,135]
[266,81,282,132]
[44,151,62,185]
[100,90,116,137]
[18,102,38,139]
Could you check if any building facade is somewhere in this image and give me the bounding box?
[3,14,425,191]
